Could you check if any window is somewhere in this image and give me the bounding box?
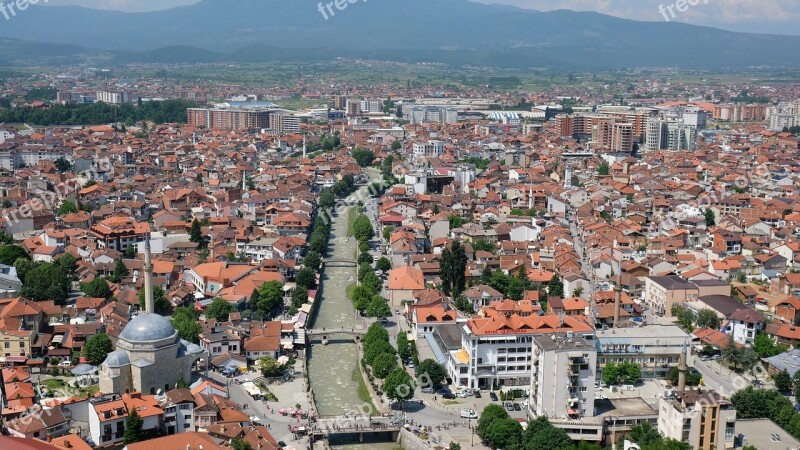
[3,342,8,349]
[725,424,734,440]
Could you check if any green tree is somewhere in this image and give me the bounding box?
[303,251,321,270]
[448,214,465,229]
[671,304,696,332]
[626,422,662,447]
[440,242,467,297]
[548,273,564,299]
[384,368,415,404]
[358,251,374,265]
[21,262,69,303]
[54,157,72,173]
[695,309,721,330]
[371,352,398,379]
[364,340,396,366]
[391,140,402,151]
[56,201,78,216]
[774,370,793,392]
[351,284,374,310]
[0,245,29,266]
[254,281,284,317]
[704,208,716,227]
[296,267,317,289]
[363,322,390,347]
[14,258,35,282]
[603,361,641,385]
[366,296,391,318]
[396,331,411,360]
[667,366,702,387]
[205,298,235,321]
[352,148,376,167]
[472,239,495,252]
[123,408,144,444]
[375,257,392,272]
[257,355,283,377]
[319,190,336,209]
[485,418,523,449]
[56,253,77,280]
[111,259,129,282]
[477,404,511,444]
[81,277,111,298]
[231,436,252,450]
[83,333,113,366]
[138,285,172,314]
[362,271,382,294]
[353,214,375,242]
[598,163,610,176]
[382,226,395,242]
[189,219,204,246]
[171,307,202,343]
[524,415,572,450]
[416,359,446,387]
[453,295,473,314]
[753,332,789,358]
[731,386,793,420]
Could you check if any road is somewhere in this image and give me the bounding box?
[690,355,769,397]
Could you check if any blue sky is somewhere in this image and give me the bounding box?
[44,0,800,35]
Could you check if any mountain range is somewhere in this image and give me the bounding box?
[3,0,800,69]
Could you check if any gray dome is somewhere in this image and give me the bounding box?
[119,313,177,343]
[181,340,203,355]
[102,349,130,368]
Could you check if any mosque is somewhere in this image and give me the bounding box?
[98,238,203,395]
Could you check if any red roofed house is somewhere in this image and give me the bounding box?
[387,266,426,307]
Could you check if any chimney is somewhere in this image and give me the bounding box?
[677,346,688,391]
[186,445,191,450]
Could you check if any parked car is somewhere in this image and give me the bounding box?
[513,403,521,411]
[504,402,514,412]
[438,388,456,399]
[421,387,435,394]
[474,390,482,398]
[460,409,478,419]
[457,389,472,398]
[489,392,499,401]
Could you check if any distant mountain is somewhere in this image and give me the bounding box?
[4,0,800,69]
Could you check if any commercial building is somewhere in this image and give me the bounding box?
[595,325,690,379]
[658,389,736,450]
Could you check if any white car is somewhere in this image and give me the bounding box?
[457,389,472,398]
[460,409,478,419]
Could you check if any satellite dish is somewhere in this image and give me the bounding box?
[156,388,163,395]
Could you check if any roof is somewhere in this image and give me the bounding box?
[118,313,176,343]
[388,265,425,290]
[125,432,222,450]
[734,419,800,450]
[763,349,800,376]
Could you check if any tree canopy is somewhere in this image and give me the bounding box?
[83,333,113,366]
[205,298,236,321]
[352,148,376,167]
[0,245,29,266]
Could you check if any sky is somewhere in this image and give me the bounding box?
[44,0,800,36]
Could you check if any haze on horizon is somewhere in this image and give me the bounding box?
[44,0,800,36]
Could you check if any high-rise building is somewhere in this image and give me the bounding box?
[403,105,459,124]
[360,99,383,114]
[96,91,130,105]
[658,389,736,450]
[269,112,301,133]
[592,117,634,152]
[345,98,362,117]
[412,140,445,160]
[186,106,273,130]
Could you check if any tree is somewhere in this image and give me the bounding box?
[83,333,113,366]
[0,245,29,266]
[753,332,789,358]
[257,356,283,377]
[22,262,69,304]
[358,251,374,265]
[362,271,382,294]
[453,295,473,314]
[231,437,252,450]
[189,219,204,246]
[448,214,465,229]
[205,298,235,321]
[440,242,467,297]
[695,309,720,330]
[416,359,446,387]
[296,267,317,289]
[303,251,321,270]
[364,322,390,347]
[110,259,129,282]
[671,304,696,332]
[371,353,397,379]
[291,286,309,310]
[667,366,701,387]
[477,405,512,445]
[524,415,572,450]
[548,273,564,299]
[723,343,759,371]
[364,340,396,366]
[472,239,495,252]
[731,386,793,420]
[396,332,411,360]
[80,278,110,299]
[704,208,716,227]
[484,418,523,449]
[351,284,374,310]
[253,281,284,317]
[14,258,35,282]
[366,296,391,318]
[598,163,610,176]
[353,214,374,242]
[375,257,392,272]
[391,140,402,151]
[56,201,78,216]
[123,408,144,444]
[774,370,793,392]
[171,307,202,343]
[352,148,376,167]
[626,422,662,447]
[138,285,172,314]
[384,368,415,403]
[54,157,71,173]
[603,361,641,385]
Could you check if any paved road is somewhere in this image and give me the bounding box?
[690,356,770,397]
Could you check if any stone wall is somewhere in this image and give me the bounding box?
[397,429,430,450]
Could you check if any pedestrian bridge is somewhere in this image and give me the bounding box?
[308,417,401,442]
[322,258,358,268]
[304,328,366,345]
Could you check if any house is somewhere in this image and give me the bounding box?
[387,266,426,307]
[727,308,764,346]
[548,297,589,316]
[412,305,458,338]
[463,285,503,312]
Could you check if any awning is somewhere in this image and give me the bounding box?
[7,356,27,363]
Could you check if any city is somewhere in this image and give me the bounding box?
[0,2,800,450]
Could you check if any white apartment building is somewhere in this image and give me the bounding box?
[404,105,459,124]
[447,312,594,390]
[360,99,383,114]
[529,335,597,421]
[658,389,736,450]
[96,90,130,104]
[412,140,445,160]
[595,325,690,379]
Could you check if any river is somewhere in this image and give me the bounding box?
[307,180,399,450]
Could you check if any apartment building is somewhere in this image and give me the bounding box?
[658,389,736,450]
[269,112,301,134]
[595,325,690,379]
[447,309,594,389]
[412,140,445,160]
[529,335,597,421]
[404,105,459,125]
[96,91,130,104]
[592,117,634,152]
[187,106,273,130]
[644,275,699,317]
[89,216,150,252]
[713,104,768,122]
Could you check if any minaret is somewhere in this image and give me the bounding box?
[303,135,307,159]
[144,235,155,315]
